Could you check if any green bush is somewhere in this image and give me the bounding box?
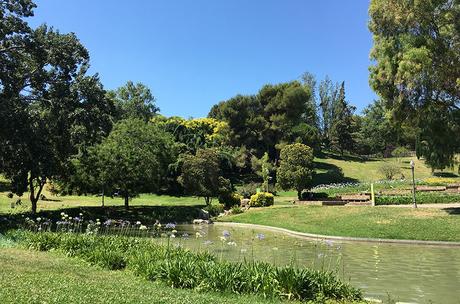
[378,163,402,180]
[238,183,261,199]
[218,192,241,209]
[203,203,224,216]
[376,193,460,205]
[230,205,244,214]
[249,192,274,207]
[7,231,362,302]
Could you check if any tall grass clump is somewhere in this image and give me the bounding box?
[7,230,362,302]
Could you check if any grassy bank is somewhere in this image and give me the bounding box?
[220,205,460,242]
[0,247,291,304]
[4,231,362,303]
[314,154,459,184]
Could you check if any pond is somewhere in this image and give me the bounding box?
[165,223,460,304]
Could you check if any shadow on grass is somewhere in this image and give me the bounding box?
[433,172,459,178]
[0,205,207,232]
[313,161,359,186]
[0,180,11,192]
[443,207,460,215]
[316,151,379,163]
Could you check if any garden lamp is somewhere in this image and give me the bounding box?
[410,160,417,208]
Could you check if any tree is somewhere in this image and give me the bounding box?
[329,82,355,155]
[178,149,231,205]
[0,3,114,214]
[318,76,339,147]
[277,143,315,200]
[369,0,460,169]
[209,81,319,160]
[86,119,176,209]
[108,81,159,121]
[251,152,274,192]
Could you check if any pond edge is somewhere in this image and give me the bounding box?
[216,222,460,247]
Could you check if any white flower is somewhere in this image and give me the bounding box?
[172,229,177,234]
[170,234,176,238]
[227,241,237,246]
[69,217,72,220]
[36,217,41,222]
[136,221,141,225]
[139,225,147,230]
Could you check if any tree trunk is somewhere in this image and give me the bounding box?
[124,194,129,210]
[297,189,302,200]
[29,176,45,215]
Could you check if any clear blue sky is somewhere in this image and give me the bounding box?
[30,0,376,118]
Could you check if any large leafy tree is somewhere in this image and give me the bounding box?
[83,119,177,209]
[0,2,114,213]
[369,0,460,169]
[178,148,231,205]
[209,81,319,160]
[277,143,315,200]
[108,81,159,122]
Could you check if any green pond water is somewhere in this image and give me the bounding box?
[166,223,460,304]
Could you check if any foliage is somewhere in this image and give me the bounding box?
[152,116,230,154]
[237,183,262,199]
[251,152,274,191]
[277,143,315,199]
[424,177,458,185]
[230,205,244,215]
[178,149,231,205]
[329,82,355,155]
[108,81,159,121]
[76,119,177,209]
[369,0,460,170]
[249,192,274,207]
[218,192,241,209]
[209,81,319,160]
[0,3,114,213]
[376,193,460,205]
[392,147,411,159]
[8,231,362,302]
[378,163,402,180]
[1,248,283,304]
[203,203,225,217]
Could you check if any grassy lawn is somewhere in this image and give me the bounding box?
[314,154,459,184]
[220,205,460,242]
[0,247,287,304]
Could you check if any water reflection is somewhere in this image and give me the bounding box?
[163,224,460,304]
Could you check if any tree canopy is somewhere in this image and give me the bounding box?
[369,0,460,169]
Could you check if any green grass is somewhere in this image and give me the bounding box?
[314,154,459,184]
[220,205,460,242]
[0,247,292,304]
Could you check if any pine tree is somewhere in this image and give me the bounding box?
[330,82,355,155]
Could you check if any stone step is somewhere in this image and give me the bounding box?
[340,194,371,201]
[346,201,372,206]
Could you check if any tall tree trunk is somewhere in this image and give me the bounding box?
[297,189,302,200]
[124,194,129,210]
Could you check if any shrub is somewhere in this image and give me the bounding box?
[376,192,460,205]
[238,183,261,199]
[249,192,274,207]
[203,203,224,217]
[230,206,244,214]
[218,192,241,209]
[392,147,411,159]
[7,231,362,302]
[378,163,402,180]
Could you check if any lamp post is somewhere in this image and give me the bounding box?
[410,160,417,208]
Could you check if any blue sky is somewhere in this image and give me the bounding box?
[30,0,376,117]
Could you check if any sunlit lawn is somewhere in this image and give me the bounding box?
[221,205,460,242]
